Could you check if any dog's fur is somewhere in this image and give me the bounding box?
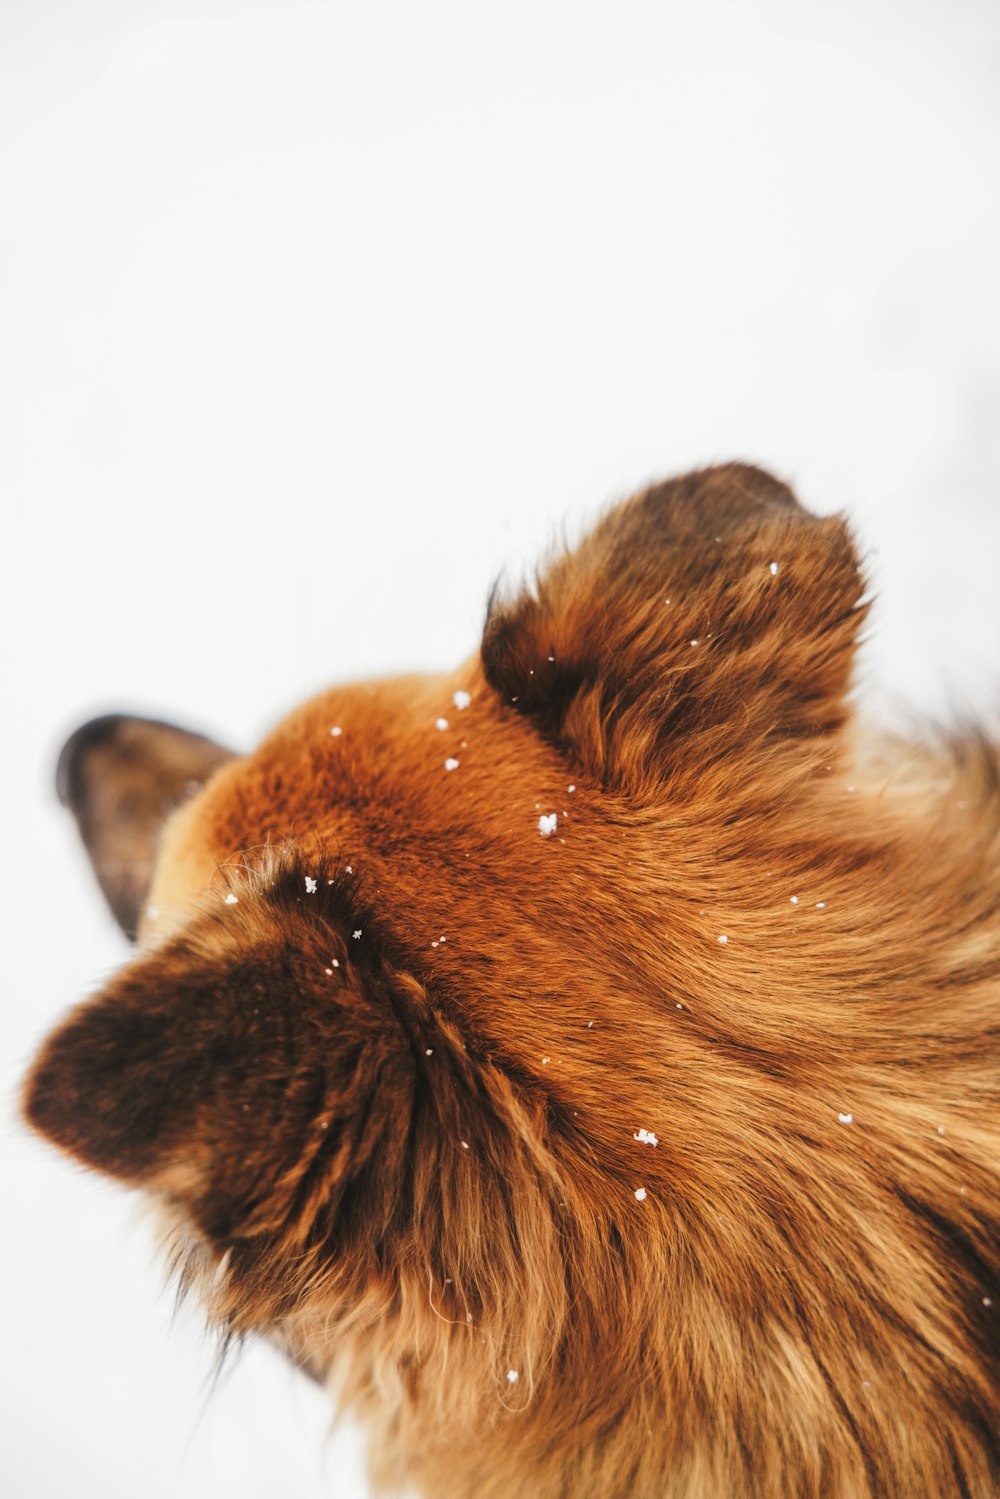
[23,465,999,1497]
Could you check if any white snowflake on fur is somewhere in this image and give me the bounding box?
[538,813,558,836]
[453,690,472,710]
[444,757,460,771]
[304,876,317,894]
[634,1128,658,1147]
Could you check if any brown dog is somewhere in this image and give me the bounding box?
[23,464,999,1498]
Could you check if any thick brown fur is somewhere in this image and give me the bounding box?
[24,464,1000,1497]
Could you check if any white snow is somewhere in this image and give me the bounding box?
[538,813,558,836]
[304,876,318,894]
[224,893,239,905]
[435,717,449,730]
[506,1369,520,1384]
[330,726,343,737]
[453,690,472,710]
[838,1112,854,1125]
[634,1129,659,1146]
[634,1188,648,1202]
[444,757,460,771]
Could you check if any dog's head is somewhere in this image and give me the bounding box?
[23,463,868,1413]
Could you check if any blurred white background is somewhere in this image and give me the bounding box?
[1,1,998,1495]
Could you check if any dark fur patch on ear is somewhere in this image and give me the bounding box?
[56,713,237,939]
[23,851,427,1245]
[482,463,866,797]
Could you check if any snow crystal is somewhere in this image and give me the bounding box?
[937,1125,946,1136]
[790,896,799,905]
[634,1187,647,1202]
[352,929,362,939]
[816,901,826,909]
[769,562,780,576]
[690,638,700,646]
[453,690,472,710]
[224,893,239,905]
[538,813,558,836]
[324,967,333,975]
[634,1129,659,1147]
[717,934,728,945]
[330,726,342,737]
[331,959,339,967]
[984,1298,993,1307]
[567,784,576,793]
[444,757,460,771]
[305,876,318,894]
[460,1140,470,1150]
[506,1369,520,1384]
[425,1048,433,1056]
[435,717,449,730]
[838,1112,853,1125]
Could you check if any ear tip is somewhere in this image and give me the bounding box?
[20,989,175,1180]
[55,713,130,808]
[699,462,804,516]
[21,1030,82,1159]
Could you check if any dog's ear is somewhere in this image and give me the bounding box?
[482,463,865,796]
[22,863,417,1247]
[56,714,238,940]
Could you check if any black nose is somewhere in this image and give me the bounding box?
[56,714,131,809]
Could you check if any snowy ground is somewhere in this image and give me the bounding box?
[1,2,998,1496]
